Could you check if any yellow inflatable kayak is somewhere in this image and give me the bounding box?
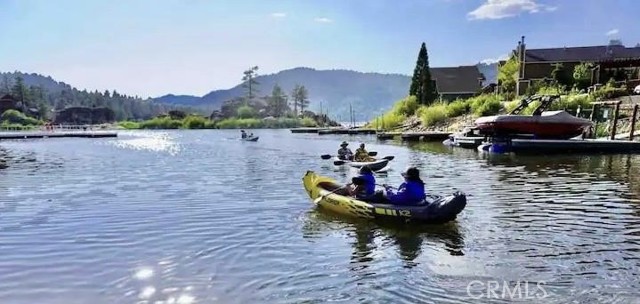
[302,170,467,223]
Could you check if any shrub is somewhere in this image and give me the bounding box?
[468,94,502,116]
[504,100,521,113]
[182,115,208,129]
[139,117,183,129]
[237,106,256,119]
[395,96,419,116]
[592,86,628,101]
[445,99,470,117]
[549,94,594,112]
[537,85,565,95]
[368,96,419,129]
[300,117,317,127]
[118,121,141,129]
[418,103,447,126]
[0,109,42,126]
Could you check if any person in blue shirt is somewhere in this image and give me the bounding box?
[382,167,426,205]
[349,166,376,201]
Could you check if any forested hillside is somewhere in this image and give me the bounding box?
[0,72,193,121]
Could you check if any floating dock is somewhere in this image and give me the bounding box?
[0,131,117,140]
[290,127,327,133]
[377,131,451,142]
[317,128,377,135]
[377,132,401,140]
[452,136,485,149]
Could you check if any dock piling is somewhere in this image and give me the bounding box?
[610,101,621,140]
[631,104,639,140]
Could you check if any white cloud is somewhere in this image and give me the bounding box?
[270,12,286,18]
[468,0,557,20]
[314,17,333,23]
[606,29,619,36]
[480,54,510,64]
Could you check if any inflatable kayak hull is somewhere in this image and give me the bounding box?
[241,136,259,142]
[333,157,389,171]
[302,171,466,224]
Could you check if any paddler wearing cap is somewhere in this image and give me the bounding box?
[381,167,426,205]
[337,141,354,161]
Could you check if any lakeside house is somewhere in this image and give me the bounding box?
[431,65,486,101]
[505,36,640,96]
[0,94,18,114]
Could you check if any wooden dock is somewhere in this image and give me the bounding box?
[0,130,117,140]
[317,128,377,135]
[377,132,401,140]
[290,127,327,133]
[377,131,451,142]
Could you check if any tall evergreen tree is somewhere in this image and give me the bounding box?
[409,42,438,105]
[291,84,309,115]
[268,84,288,117]
[11,76,27,102]
[409,44,426,97]
[241,66,260,104]
[0,75,11,93]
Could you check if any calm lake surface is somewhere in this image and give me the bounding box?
[1,129,639,303]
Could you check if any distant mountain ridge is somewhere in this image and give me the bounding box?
[155,64,497,121]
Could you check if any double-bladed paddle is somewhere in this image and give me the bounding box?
[332,155,395,166]
[313,184,352,204]
[320,151,378,160]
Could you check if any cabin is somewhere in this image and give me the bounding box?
[0,94,18,114]
[506,36,640,95]
[431,66,486,101]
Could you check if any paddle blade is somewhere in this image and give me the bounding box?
[382,156,395,161]
[313,196,323,204]
[368,151,378,156]
[333,160,346,166]
[320,154,332,160]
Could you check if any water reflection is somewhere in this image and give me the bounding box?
[302,209,465,271]
[0,146,65,174]
[486,153,640,196]
[0,147,7,170]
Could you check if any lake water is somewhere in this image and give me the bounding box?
[1,129,639,303]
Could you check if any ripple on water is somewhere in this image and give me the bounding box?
[1,132,640,303]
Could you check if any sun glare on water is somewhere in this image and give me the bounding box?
[111,131,181,155]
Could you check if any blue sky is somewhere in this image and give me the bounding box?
[1,0,638,98]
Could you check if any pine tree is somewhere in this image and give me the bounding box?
[268,84,288,117]
[409,43,426,97]
[291,84,309,116]
[409,42,438,105]
[241,66,259,104]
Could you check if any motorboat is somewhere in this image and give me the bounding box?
[474,95,593,139]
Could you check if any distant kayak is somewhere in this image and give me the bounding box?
[241,136,259,142]
[302,171,467,224]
